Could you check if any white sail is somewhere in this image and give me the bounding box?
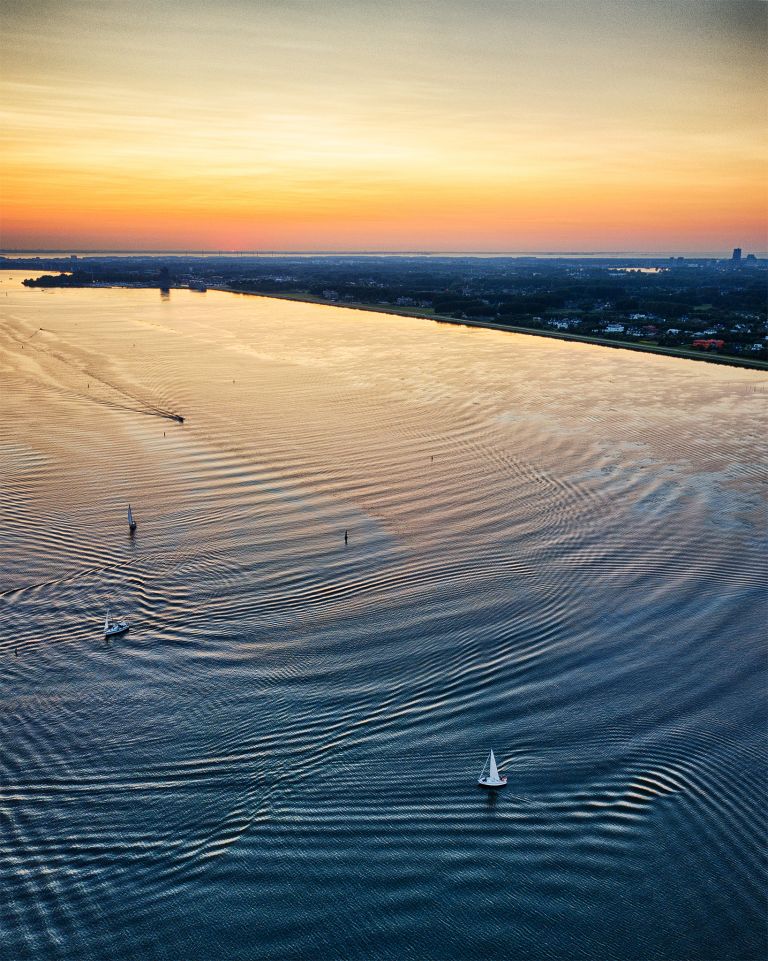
[104,610,110,632]
[128,505,134,526]
[489,750,499,781]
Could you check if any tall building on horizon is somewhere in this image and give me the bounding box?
[732,247,742,262]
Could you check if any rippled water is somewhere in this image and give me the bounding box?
[1,272,766,961]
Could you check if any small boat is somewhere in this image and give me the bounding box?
[128,504,137,533]
[478,749,507,788]
[104,609,130,638]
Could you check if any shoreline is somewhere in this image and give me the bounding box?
[218,288,768,372]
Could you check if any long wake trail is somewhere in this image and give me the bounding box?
[2,323,185,423]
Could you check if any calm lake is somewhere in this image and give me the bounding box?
[1,272,766,961]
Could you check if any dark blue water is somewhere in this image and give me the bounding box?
[1,274,766,960]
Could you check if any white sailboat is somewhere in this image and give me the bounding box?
[103,608,130,638]
[128,504,137,533]
[478,749,507,788]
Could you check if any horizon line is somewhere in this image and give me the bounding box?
[2,248,763,258]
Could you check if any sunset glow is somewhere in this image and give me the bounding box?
[1,0,766,251]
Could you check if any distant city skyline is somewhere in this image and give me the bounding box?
[1,0,766,251]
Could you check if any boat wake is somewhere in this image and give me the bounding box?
[1,319,185,423]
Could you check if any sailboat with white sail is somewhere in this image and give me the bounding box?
[128,504,137,533]
[103,609,130,638]
[477,749,507,788]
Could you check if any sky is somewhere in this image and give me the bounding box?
[1,0,766,252]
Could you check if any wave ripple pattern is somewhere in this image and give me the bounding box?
[1,274,766,961]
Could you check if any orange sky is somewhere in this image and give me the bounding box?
[1,0,766,252]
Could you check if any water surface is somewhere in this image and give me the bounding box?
[1,273,766,960]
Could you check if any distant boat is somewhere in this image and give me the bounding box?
[104,609,130,638]
[128,504,137,532]
[478,749,507,788]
